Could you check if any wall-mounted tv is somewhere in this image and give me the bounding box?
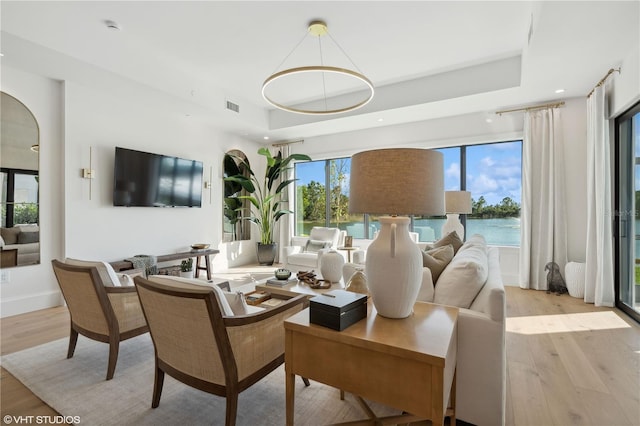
[113,147,203,207]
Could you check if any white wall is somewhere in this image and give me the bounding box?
[611,47,640,117]
[1,66,65,316]
[1,68,262,317]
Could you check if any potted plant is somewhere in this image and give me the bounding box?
[224,147,311,265]
[180,258,194,278]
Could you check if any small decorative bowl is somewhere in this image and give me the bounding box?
[191,243,210,250]
[274,268,292,280]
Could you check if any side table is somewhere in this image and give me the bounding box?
[284,301,458,425]
[337,246,359,263]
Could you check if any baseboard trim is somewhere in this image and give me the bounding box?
[1,290,64,318]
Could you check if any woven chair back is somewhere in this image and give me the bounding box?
[51,260,111,336]
[135,280,227,385]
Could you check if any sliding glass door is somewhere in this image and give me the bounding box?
[616,101,640,322]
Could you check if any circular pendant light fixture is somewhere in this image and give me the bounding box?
[262,21,374,115]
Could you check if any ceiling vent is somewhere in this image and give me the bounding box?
[226,100,240,113]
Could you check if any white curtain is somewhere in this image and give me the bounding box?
[276,145,294,263]
[519,108,568,290]
[584,85,615,306]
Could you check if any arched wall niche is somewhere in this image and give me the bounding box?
[223,150,251,242]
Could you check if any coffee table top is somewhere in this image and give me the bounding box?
[255,277,345,298]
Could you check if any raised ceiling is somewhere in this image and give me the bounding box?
[1,1,638,142]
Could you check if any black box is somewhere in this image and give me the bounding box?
[309,290,368,331]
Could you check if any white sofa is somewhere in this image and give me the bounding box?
[344,234,506,426]
[282,227,346,272]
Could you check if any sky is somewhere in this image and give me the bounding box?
[295,140,523,206]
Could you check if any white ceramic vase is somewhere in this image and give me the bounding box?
[320,250,344,283]
[365,216,422,318]
[441,213,464,240]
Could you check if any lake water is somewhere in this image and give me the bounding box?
[300,217,522,246]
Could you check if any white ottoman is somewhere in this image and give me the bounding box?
[565,262,586,298]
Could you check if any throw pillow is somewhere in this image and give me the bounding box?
[421,244,454,282]
[147,275,236,316]
[1,227,20,245]
[416,267,435,303]
[64,258,122,287]
[117,273,134,287]
[0,235,5,247]
[223,291,251,315]
[305,239,331,253]
[17,231,39,244]
[433,244,488,308]
[432,231,464,254]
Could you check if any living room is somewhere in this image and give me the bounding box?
[1,1,639,425]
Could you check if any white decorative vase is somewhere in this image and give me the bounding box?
[564,262,586,298]
[346,270,368,295]
[320,250,344,283]
[441,213,464,240]
[365,216,422,318]
[180,270,194,279]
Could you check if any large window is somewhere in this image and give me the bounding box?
[615,101,640,322]
[295,140,522,246]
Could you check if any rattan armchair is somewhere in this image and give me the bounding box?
[134,276,307,426]
[51,259,148,380]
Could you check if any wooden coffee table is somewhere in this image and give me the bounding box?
[255,279,345,299]
[284,301,458,425]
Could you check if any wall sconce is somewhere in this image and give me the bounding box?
[81,147,95,200]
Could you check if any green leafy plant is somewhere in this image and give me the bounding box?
[224,147,311,245]
[180,258,193,272]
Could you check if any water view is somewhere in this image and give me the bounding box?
[299,217,521,246]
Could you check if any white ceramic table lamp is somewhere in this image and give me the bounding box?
[349,148,444,318]
[442,191,472,240]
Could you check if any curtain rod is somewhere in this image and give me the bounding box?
[495,101,565,115]
[271,139,304,148]
[587,67,621,98]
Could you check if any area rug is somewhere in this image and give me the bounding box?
[1,334,400,425]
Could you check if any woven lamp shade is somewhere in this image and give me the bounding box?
[349,148,445,216]
[445,191,472,214]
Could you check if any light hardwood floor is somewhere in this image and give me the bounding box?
[1,285,638,425]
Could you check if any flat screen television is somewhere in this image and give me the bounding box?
[113,147,203,207]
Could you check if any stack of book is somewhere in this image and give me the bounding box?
[265,277,298,287]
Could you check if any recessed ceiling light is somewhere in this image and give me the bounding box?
[485,118,493,123]
[555,88,565,94]
[263,136,270,140]
[0,53,4,57]
[377,118,384,122]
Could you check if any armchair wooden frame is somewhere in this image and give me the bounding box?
[51,259,149,380]
[134,276,307,426]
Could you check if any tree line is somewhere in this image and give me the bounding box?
[298,178,521,221]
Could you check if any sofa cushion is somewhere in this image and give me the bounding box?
[309,227,340,247]
[18,231,39,244]
[434,244,488,308]
[422,244,454,282]
[64,258,123,287]
[287,252,321,268]
[432,231,464,254]
[305,239,331,253]
[146,275,250,316]
[458,233,487,254]
[0,235,4,247]
[1,227,20,245]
